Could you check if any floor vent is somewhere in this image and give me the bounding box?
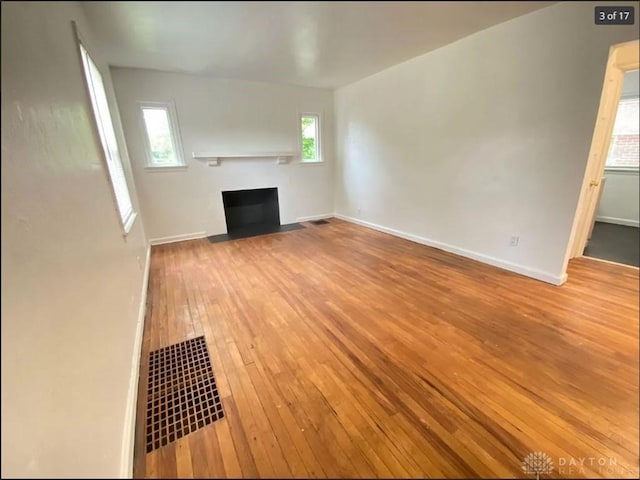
[311,219,330,225]
[145,336,224,453]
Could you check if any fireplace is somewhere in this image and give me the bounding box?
[222,187,281,238]
[209,187,305,243]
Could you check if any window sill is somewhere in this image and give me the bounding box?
[604,167,639,174]
[299,160,325,166]
[144,165,188,172]
[122,211,138,236]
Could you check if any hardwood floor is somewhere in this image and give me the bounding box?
[134,219,639,478]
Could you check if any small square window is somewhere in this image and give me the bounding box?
[300,114,321,163]
[139,102,185,168]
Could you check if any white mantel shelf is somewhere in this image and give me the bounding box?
[192,152,297,166]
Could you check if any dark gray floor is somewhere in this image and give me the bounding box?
[207,222,305,243]
[584,222,639,267]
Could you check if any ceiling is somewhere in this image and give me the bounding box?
[83,1,554,89]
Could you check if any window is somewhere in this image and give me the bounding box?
[300,114,321,162]
[78,41,137,233]
[605,96,639,169]
[139,102,185,168]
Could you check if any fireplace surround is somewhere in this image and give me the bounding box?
[208,187,304,243]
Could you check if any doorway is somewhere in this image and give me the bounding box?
[585,69,639,267]
[562,40,639,273]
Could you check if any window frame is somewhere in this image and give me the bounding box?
[299,112,323,164]
[604,94,639,172]
[73,23,137,235]
[138,101,186,170]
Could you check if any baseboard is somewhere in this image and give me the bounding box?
[595,216,639,228]
[149,231,207,246]
[581,255,640,270]
[120,245,151,478]
[335,214,566,286]
[296,213,334,222]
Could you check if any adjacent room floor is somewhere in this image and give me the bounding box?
[135,219,639,478]
[584,221,640,268]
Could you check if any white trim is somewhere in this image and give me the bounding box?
[149,231,207,246]
[191,152,296,166]
[603,167,639,175]
[296,213,334,222]
[621,91,640,100]
[122,211,137,236]
[299,160,325,166]
[581,255,640,270]
[595,216,640,227]
[119,245,151,478]
[192,152,296,158]
[335,214,567,286]
[143,165,188,172]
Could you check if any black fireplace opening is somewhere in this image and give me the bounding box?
[223,187,280,236]
[211,187,304,243]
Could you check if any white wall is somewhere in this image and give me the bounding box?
[621,69,639,96]
[1,2,147,477]
[334,1,639,284]
[597,171,640,227]
[111,68,335,241]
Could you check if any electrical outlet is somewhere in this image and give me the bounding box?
[357,207,362,215]
[510,236,520,247]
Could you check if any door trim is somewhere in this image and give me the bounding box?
[561,40,639,276]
